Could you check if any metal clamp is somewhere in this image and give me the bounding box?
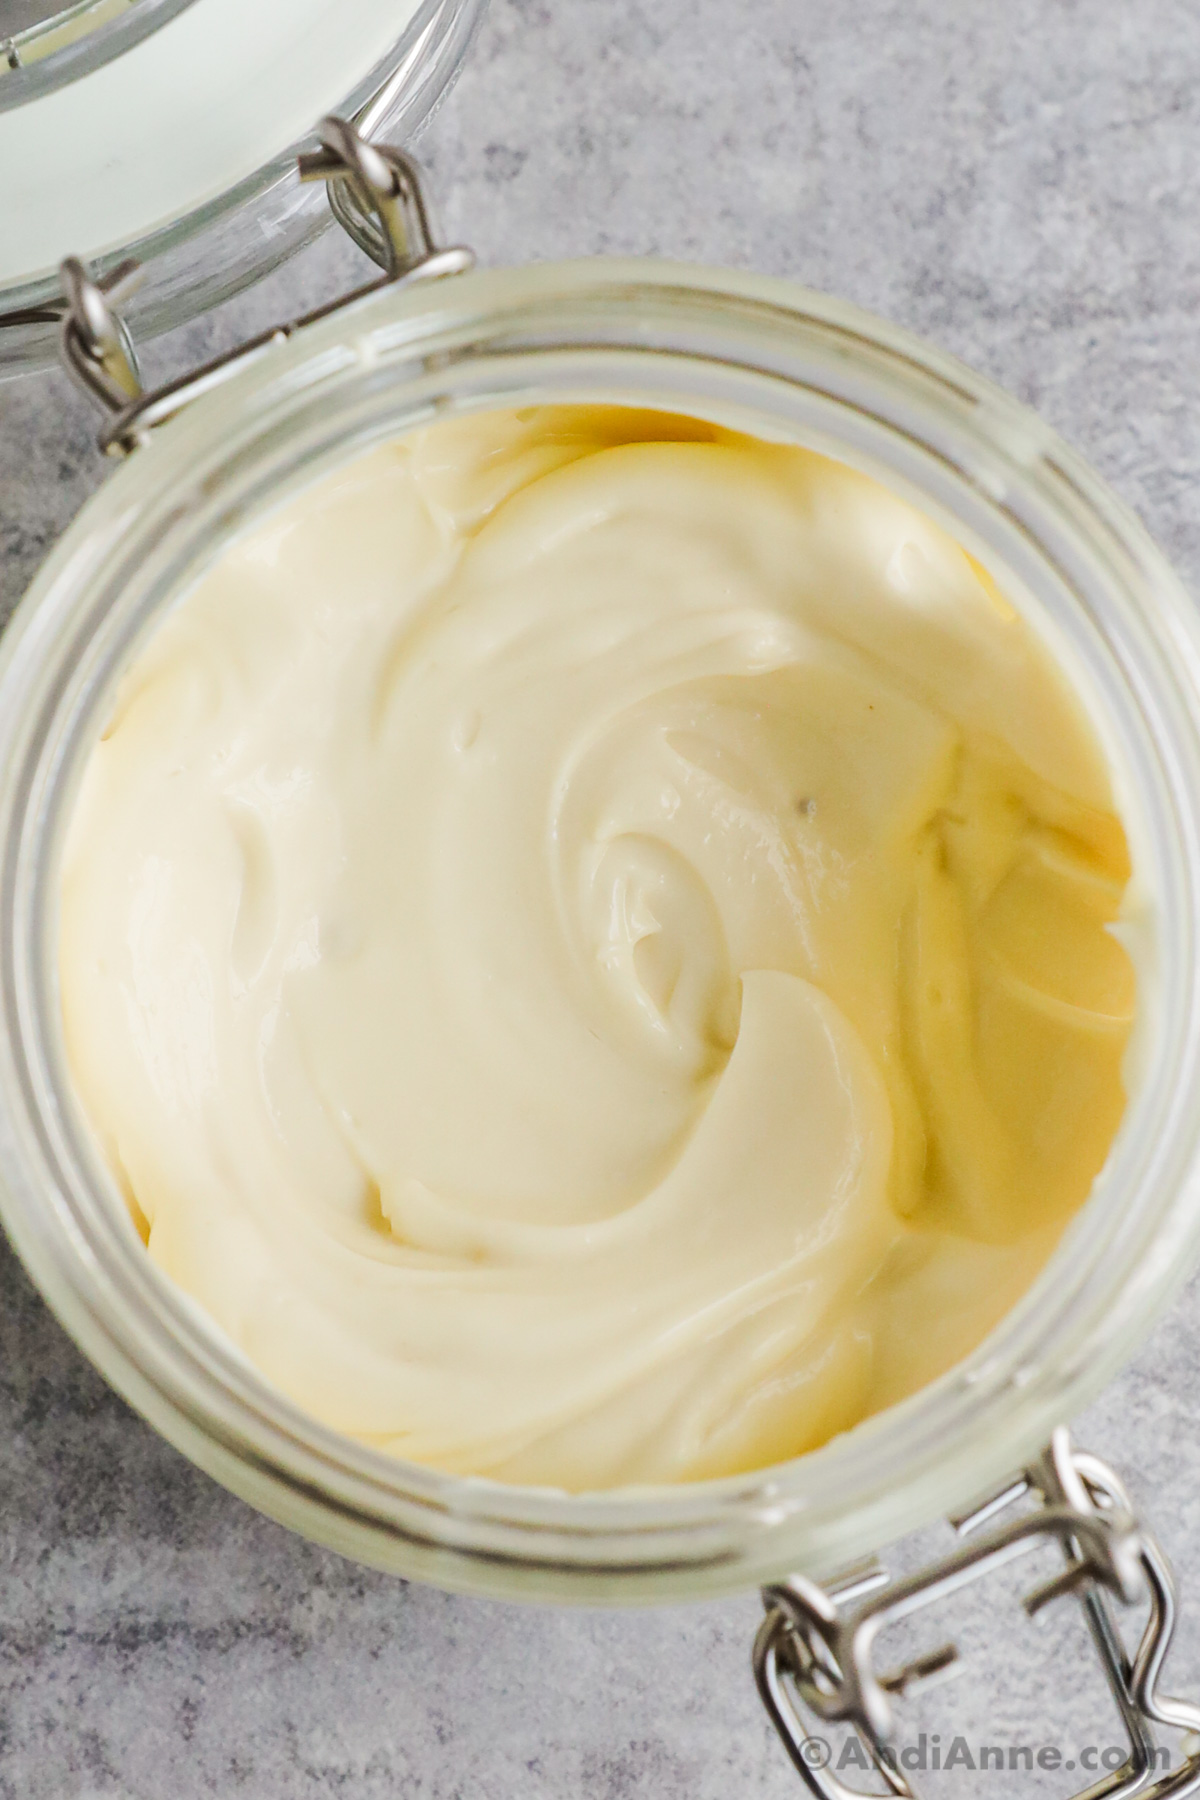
[59,115,474,456]
[59,255,144,415]
[756,1430,1200,1800]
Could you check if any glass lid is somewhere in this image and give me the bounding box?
[0,0,485,374]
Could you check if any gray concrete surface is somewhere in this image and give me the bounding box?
[5,0,1200,1793]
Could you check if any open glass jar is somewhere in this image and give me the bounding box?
[4,117,1200,1797]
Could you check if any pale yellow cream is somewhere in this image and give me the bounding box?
[60,407,1135,1489]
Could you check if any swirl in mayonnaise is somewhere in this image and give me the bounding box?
[60,407,1135,1488]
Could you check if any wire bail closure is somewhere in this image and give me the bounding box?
[756,1429,1200,1800]
[296,115,466,280]
[59,116,474,457]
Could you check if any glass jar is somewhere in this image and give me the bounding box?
[0,0,484,373]
[3,255,1200,1609]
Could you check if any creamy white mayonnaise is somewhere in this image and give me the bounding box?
[60,408,1134,1488]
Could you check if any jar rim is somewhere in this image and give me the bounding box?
[4,258,1200,1602]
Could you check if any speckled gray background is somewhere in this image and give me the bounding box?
[5,1,1200,1794]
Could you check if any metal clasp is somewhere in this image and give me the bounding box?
[756,1430,1200,1800]
[60,116,473,457]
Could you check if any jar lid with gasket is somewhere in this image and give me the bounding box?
[0,0,484,372]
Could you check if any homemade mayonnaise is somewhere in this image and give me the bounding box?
[60,407,1135,1489]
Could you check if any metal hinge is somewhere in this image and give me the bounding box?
[756,1430,1200,1799]
[58,114,473,457]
